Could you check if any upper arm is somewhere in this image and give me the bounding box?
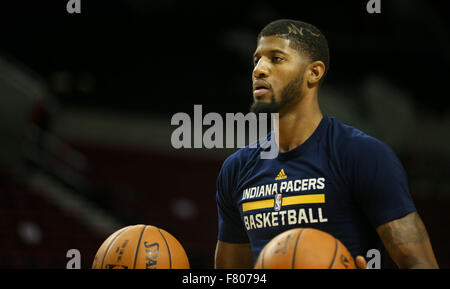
[214,240,253,269]
[343,135,438,268]
[215,156,252,269]
[342,136,416,227]
[376,211,439,269]
[216,155,250,246]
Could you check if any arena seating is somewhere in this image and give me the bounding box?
[1,145,449,268]
[73,144,224,268]
[0,170,105,269]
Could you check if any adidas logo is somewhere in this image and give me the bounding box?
[275,169,287,180]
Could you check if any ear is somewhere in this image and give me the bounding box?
[306,61,326,87]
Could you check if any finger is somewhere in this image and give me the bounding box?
[355,256,367,269]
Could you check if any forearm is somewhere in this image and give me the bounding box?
[215,241,254,269]
[405,263,439,269]
[377,212,439,269]
[397,256,439,269]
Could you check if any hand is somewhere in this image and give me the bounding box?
[355,256,367,269]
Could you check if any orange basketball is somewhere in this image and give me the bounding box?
[92,224,190,269]
[254,228,356,269]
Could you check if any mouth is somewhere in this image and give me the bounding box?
[253,80,272,98]
[253,88,270,98]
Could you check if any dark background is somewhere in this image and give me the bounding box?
[0,0,449,269]
[2,0,450,115]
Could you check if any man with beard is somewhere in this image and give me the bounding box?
[214,19,439,269]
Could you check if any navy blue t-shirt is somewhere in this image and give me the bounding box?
[216,115,416,266]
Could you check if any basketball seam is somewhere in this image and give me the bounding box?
[100,226,131,269]
[328,239,338,269]
[132,225,148,269]
[291,229,305,269]
[158,229,172,269]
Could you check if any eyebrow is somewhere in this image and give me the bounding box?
[253,49,287,58]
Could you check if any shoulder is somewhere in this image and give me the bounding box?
[216,145,262,200]
[325,118,411,202]
[219,145,261,179]
[326,118,405,186]
[327,117,396,160]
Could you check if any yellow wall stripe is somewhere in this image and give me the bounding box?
[242,194,325,212]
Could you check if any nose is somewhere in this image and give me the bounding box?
[253,57,270,79]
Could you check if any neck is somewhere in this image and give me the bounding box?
[273,93,323,153]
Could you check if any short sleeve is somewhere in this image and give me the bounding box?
[342,136,416,227]
[216,157,249,243]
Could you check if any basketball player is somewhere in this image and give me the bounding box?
[215,19,439,269]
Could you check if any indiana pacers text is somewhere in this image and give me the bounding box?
[241,177,328,231]
[241,177,325,200]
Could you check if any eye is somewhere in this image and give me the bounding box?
[253,57,260,66]
[273,56,284,63]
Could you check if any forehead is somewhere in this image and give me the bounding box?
[253,35,299,57]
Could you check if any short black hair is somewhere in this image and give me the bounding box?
[257,19,330,83]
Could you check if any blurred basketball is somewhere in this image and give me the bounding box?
[92,224,190,269]
[254,228,356,269]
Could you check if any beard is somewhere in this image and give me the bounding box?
[249,74,304,116]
